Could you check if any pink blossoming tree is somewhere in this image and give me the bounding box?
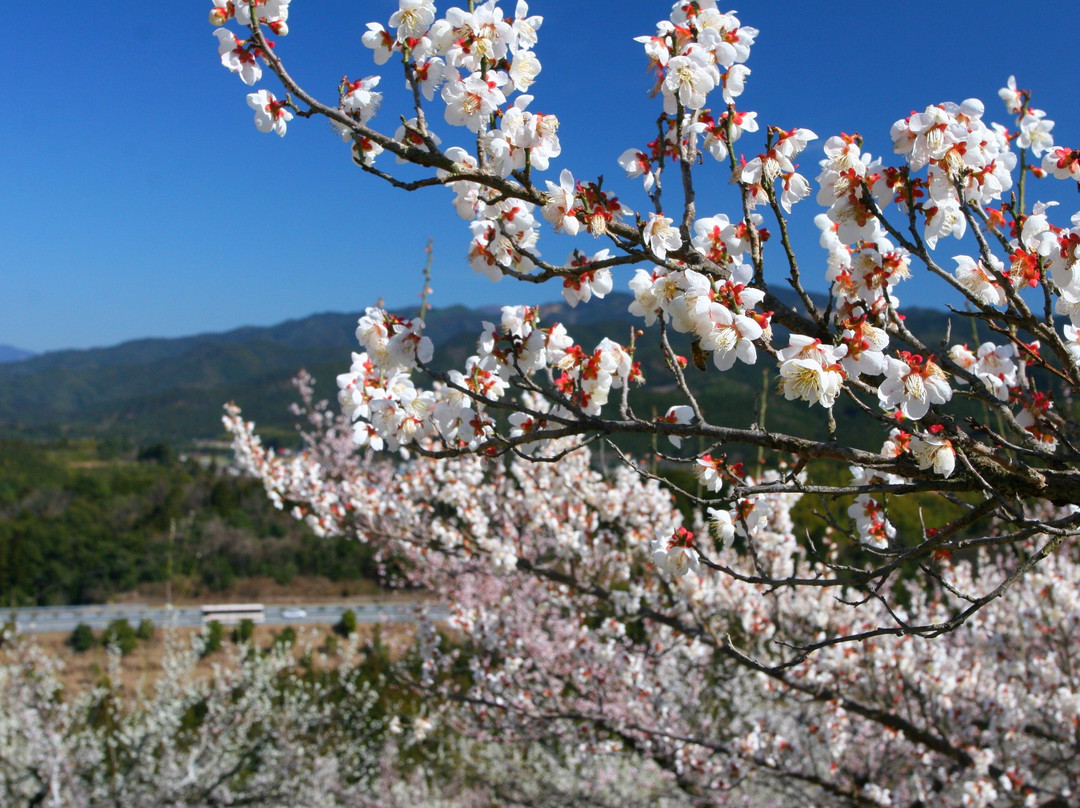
[210,1,1080,804]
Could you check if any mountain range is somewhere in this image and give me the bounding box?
[0,297,655,443]
[0,345,35,364]
[0,294,964,449]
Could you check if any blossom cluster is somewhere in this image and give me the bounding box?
[221,392,1080,806]
[209,0,1080,588]
[334,303,644,453]
[209,5,1080,801]
[211,0,1079,469]
[630,260,767,371]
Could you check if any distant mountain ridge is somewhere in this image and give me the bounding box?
[0,295,958,447]
[0,344,35,364]
[0,299,646,442]
[0,307,452,442]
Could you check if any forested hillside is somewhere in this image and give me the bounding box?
[0,439,382,606]
[0,295,973,447]
[0,296,1004,606]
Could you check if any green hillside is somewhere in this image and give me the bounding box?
[0,438,383,606]
[0,295,979,450]
[0,296,1026,606]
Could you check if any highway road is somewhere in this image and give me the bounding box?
[3,601,449,635]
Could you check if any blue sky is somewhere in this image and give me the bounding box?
[4,2,1080,353]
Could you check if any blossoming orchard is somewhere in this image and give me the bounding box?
[200,0,1080,804]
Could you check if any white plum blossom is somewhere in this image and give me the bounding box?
[361,22,396,64]
[954,255,1007,306]
[661,48,717,113]
[342,75,382,123]
[246,89,292,136]
[1017,109,1055,156]
[1043,146,1080,182]
[778,355,846,408]
[209,0,232,26]
[442,2,514,72]
[542,169,580,235]
[773,127,818,160]
[442,73,508,132]
[214,29,261,85]
[660,269,713,334]
[411,54,453,101]
[651,527,700,576]
[911,430,956,478]
[999,75,1023,114]
[658,404,694,447]
[234,0,290,30]
[389,0,436,39]
[1063,323,1080,365]
[628,268,667,326]
[721,64,750,104]
[878,353,953,420]
[779,171,811,213]
[699,302,763,371]
[691,214,743,267]
[642,212,682,261]
[839,320,889,378]
[618,148,655,192]
[849,493,896,549]
[354,307,433,372]
[562,263,613,308]
[509,49,542,92]
[959,342,1019,401]
[706,507,736,549]
[695,454,726,492]
[923,196,967,248]
[350,135,384,167]
[778,337,847,408]
[511,1,543,50]
[394,117,442,163]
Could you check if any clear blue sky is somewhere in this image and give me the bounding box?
[4,2,1079,353]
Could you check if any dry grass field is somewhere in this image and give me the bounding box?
[14,618,419,697]
[25,622,373,695]
[3,575,433,696]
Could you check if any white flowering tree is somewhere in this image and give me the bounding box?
[0,625,703,807]
[210,1,1080,804]
[0,631,389,807]
[223,384,1080,806]
[213,0,1080,643]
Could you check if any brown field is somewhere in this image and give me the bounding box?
[6,576,433,695]
[19,620,418,697]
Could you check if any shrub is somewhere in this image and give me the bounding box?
[231,617,255,644]
[100,619,137,656]
[335,608,357,638]
[271,626,297,650]
[69,623,97,653]
[201,620,225,657]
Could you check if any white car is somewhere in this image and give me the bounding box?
[281,608,307,620]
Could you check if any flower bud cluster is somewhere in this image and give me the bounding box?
[630,263,770,373]
[336,304,641,453]
[741,127,818,213]
[889,99,1015,245]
